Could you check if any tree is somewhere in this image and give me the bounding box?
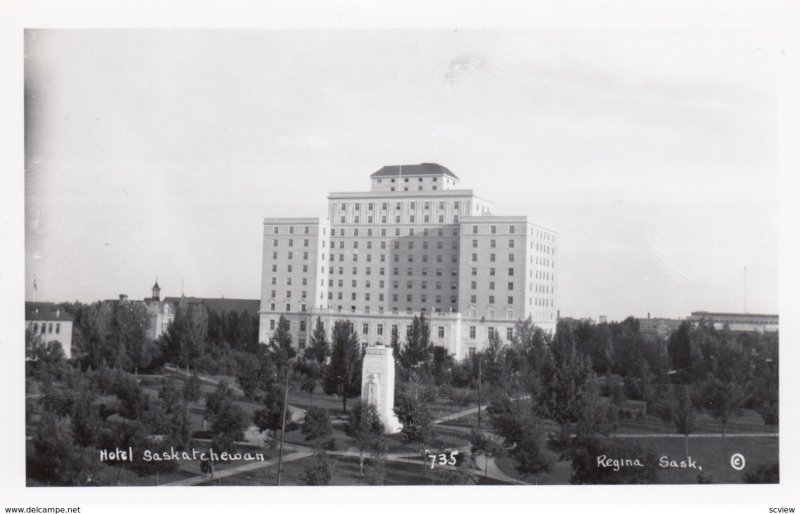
[535,321,594,428]
[268,315,296,375]
[672,384,695,458]
[182,373,202,415]
[305,317,330,364]
[346,402,385,477]
[254,383,286,438]
[165,300,208,375]
[400,313,432,371]
[115,300,151,374]
[302,407,333,448]
[394,394,435,453]
[234,350,271,416]
[430,346,454,387]
[204,380,235,424]
[696,376,745,437]
[323,320,362,413]
[300,450,332,485]
[210,401,249,453]
[487,394,550,476]
[31,412,103,486]
[364,437,388,485]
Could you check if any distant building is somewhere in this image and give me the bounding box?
[162,296,260,317]
[689,311,778,333]
[25,302,74,359]
[638,313,684,340]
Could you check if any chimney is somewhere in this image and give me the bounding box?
[119,294,128,302]
[647,312,651,319]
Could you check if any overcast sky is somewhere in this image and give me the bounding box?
[24,29,779,320]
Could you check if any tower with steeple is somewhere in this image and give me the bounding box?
[151,278,161,301]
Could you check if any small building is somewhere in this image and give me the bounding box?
[25,302,74,359]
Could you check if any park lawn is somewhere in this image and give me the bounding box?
[628,435,778,484]
[616,409,772,436]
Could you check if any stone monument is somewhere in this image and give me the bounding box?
[361,342,402,434]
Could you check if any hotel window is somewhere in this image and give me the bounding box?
[508,282,514,290]
[470,294,477,303]
[472,239,478,248]
[436,255,443,263]
[509,239,515,248]
[272,264,277,272]
[471,281,477,289]
[362,323,369,335]
[273,226,279,234]
[469,347,476,356]
[489,281,495,290]
[304,239,309,247]
[300,320,307,332]
[305,226,310,234]
[489,268,495,276]
[508,296,514,305]
[507,327,514,340]
[488,327,495,338]
[438,326,445,338]
[490,239,496,248]
[288,252,293,259]
[472,225,478,234]
[340,204,346,211]
[271,290,276,298]
[472,253,477,262]
[272,252,277,259]
[509,254,515,262]
[491,225,497,234]
[438,215,444,222]
[437,241,443,249]
[454,201,460,209]
[270,303,276,311]
[490,254,495,262]
[406,294,412,302]
[469,326,476,339]
[303,252,309,260]
[286,303,291,311]
[489,296,495,304]
[451,281,457,290]
[298,338,306,349]
[273,239,278,247]
[509,226,515,234]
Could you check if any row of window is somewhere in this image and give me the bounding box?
[330,227,458,237]
[266,224,557,240]
[339,214,461,224]
[30,322,61,335]
[471,253,517,263]
[469,281,516,291]
[471,238,517,249]
[270,225,312,235]
[337,199,460,212]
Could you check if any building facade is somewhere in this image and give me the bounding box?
[259,163,558,359]
[689,311,779,333]
[25,302,74,359]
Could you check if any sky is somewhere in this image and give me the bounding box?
[24,29,780,320]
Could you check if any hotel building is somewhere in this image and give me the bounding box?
[259,163,557,359]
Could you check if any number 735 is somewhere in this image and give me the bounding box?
[427,450,459,469]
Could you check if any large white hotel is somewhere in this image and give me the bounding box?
[259,163,557,359]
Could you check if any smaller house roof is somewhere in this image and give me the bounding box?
[25,302,74,322]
